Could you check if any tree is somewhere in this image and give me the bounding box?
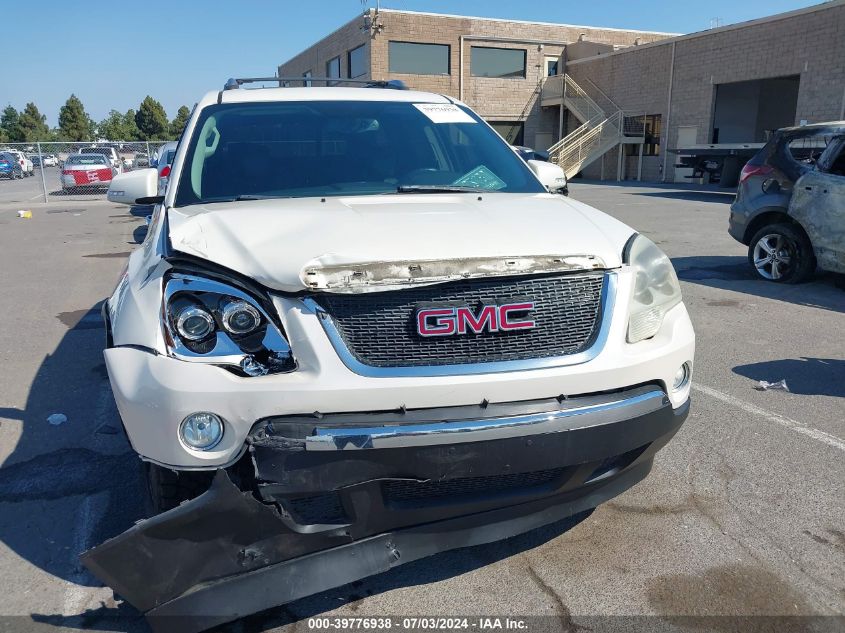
[135,96,169,140]
[169,105,191,139]
[58,94,94,141]
[17,102,50,142]
[1,105,21,142]
[98,110,128,140]
[123,109,141,141]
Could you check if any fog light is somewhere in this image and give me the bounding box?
[672,362,692,392]
[180,412,223,450]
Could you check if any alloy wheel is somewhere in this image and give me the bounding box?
[752,233,796,280]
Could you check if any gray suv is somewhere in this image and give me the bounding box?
[729,121,845,283]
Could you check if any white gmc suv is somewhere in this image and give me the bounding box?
[91,78,694,632]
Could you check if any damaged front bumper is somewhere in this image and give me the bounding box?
[81,386,689,633]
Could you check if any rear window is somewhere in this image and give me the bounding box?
[80,147,113,156]
[786,135,832,162]
[66,155,109,165]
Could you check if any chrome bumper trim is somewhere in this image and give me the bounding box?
[306,388,668,451]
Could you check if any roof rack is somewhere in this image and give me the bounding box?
[223,77,408,91]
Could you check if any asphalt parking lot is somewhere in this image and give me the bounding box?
[0,182,842,633]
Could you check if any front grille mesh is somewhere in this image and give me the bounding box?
[314,273,605,367]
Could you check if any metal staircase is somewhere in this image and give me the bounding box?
[542,74,644,179]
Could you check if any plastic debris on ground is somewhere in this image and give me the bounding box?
[47,413,67,426]
[17,210,32,219]
[755,379,790,392]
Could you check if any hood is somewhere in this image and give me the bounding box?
[167,193,634,293]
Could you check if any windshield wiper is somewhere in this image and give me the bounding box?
[395,185,487,194]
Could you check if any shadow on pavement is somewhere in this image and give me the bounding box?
[672,255,845,314]
[733,358,845,398]
[631,190,736,203]
[0,302,148,626]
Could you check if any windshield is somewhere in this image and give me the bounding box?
[174,100,544,206]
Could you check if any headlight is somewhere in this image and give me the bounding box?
[163,274,295,375]
[625,235,682,343]
[176,305,215,341]
[221,300,261,335]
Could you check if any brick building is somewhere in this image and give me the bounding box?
[278,2,845,183]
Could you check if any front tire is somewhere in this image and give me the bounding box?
[748,223,815,283]
[145,462,214,514]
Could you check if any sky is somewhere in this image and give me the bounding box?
[0,0,822,127]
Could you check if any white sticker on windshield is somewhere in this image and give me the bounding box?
[414,103,476,124]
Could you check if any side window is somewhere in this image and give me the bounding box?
[819,138,845,177]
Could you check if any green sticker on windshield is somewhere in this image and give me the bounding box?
[452,165,506,190]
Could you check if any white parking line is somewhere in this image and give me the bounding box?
[692,383,845,453]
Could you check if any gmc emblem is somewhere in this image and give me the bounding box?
[416,302,536,337]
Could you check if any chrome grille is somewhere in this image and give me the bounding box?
[313,273,605,368]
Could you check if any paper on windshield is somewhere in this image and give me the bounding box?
[414,103,476,124]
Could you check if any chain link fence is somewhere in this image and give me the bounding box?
[0,141,175,203]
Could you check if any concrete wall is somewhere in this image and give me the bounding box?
[569,1,845,182]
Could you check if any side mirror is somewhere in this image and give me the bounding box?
[527,160,567,194]
[107,168,159,205]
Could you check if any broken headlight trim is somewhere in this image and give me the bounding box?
[625,235,682,343]
[163,273,295,375]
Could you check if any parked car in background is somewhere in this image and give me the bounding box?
[513,145,550,162]
[78,145,123,173]
[152,141,178,192]
[513,146,567,195]
[729,121,845,282]
[33,153,59,167]
[0,152,24,179]
[60,154,116,190]
[3,150,34,176]
[134,152,150,168]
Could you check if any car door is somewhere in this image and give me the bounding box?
[788,136,845,274]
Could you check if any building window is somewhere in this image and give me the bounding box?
[489,121,524,146]
[348,44,366,79]
[326,57,340,84]
[303,70,312,87]
[545,56,559,77]
[471,47,526,79]
[388,41,450,75]
[626,114,662,156]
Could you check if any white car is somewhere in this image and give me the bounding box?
[4,150,33,176]
[78,145,123,173]
[93,79,694,630]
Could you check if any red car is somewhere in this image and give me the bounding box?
[60,154,116,190]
